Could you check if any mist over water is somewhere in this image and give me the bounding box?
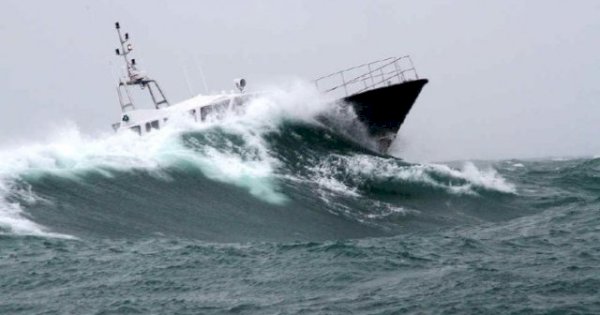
[0,83,598,314]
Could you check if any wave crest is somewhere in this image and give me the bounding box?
[308,154,516,196]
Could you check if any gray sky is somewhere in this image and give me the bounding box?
[1,0,599,161]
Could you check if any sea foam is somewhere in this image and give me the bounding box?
[309,154,516,196]
[0,82,331,235]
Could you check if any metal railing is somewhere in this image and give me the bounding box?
[314,56,420,98]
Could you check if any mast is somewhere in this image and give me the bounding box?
[114,22,133,78]
[114,22,169,112]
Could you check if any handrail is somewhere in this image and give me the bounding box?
[314,56,420,98]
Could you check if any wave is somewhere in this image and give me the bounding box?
[0,82,529,240]
[306,154,516,196]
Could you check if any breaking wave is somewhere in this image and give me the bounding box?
[0,82,528,240]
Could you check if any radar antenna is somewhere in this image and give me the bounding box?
[114,22,169,111]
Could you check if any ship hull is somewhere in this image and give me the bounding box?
[343,79,428,153]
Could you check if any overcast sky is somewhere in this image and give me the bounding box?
[1,0,598,161]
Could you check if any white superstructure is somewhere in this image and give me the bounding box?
[111,22,251,135]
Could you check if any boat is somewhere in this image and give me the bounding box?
[314,57,428,153]
[110,22,428,154]
[110,22,255,136]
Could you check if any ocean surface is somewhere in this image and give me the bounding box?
[1,88,598,314]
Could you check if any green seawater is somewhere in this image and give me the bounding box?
[1,122,599,314]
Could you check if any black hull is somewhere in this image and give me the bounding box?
[343,79,428,153]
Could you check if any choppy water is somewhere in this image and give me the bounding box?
[1,86,598,314]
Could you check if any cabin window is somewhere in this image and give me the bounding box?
[201,106,213,121]
[130,125,141,135]
[215,100,230,112]
[191,109,197,121]
[145,122,152,133]
[208,100,232,120]
[151,120,160,129]
[232,96,242,107]
[233,95,252,107]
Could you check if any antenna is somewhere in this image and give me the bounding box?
[194,57,210,94]
[182,65,194,97]
[114,21,140,80]
[113,22,169,111]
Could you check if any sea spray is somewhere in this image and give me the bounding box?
[0,82,337,234]
[0,81,519,239]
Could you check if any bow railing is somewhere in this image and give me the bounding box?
[314,56,420,98]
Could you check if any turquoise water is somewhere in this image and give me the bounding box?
[0,106,598,314]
